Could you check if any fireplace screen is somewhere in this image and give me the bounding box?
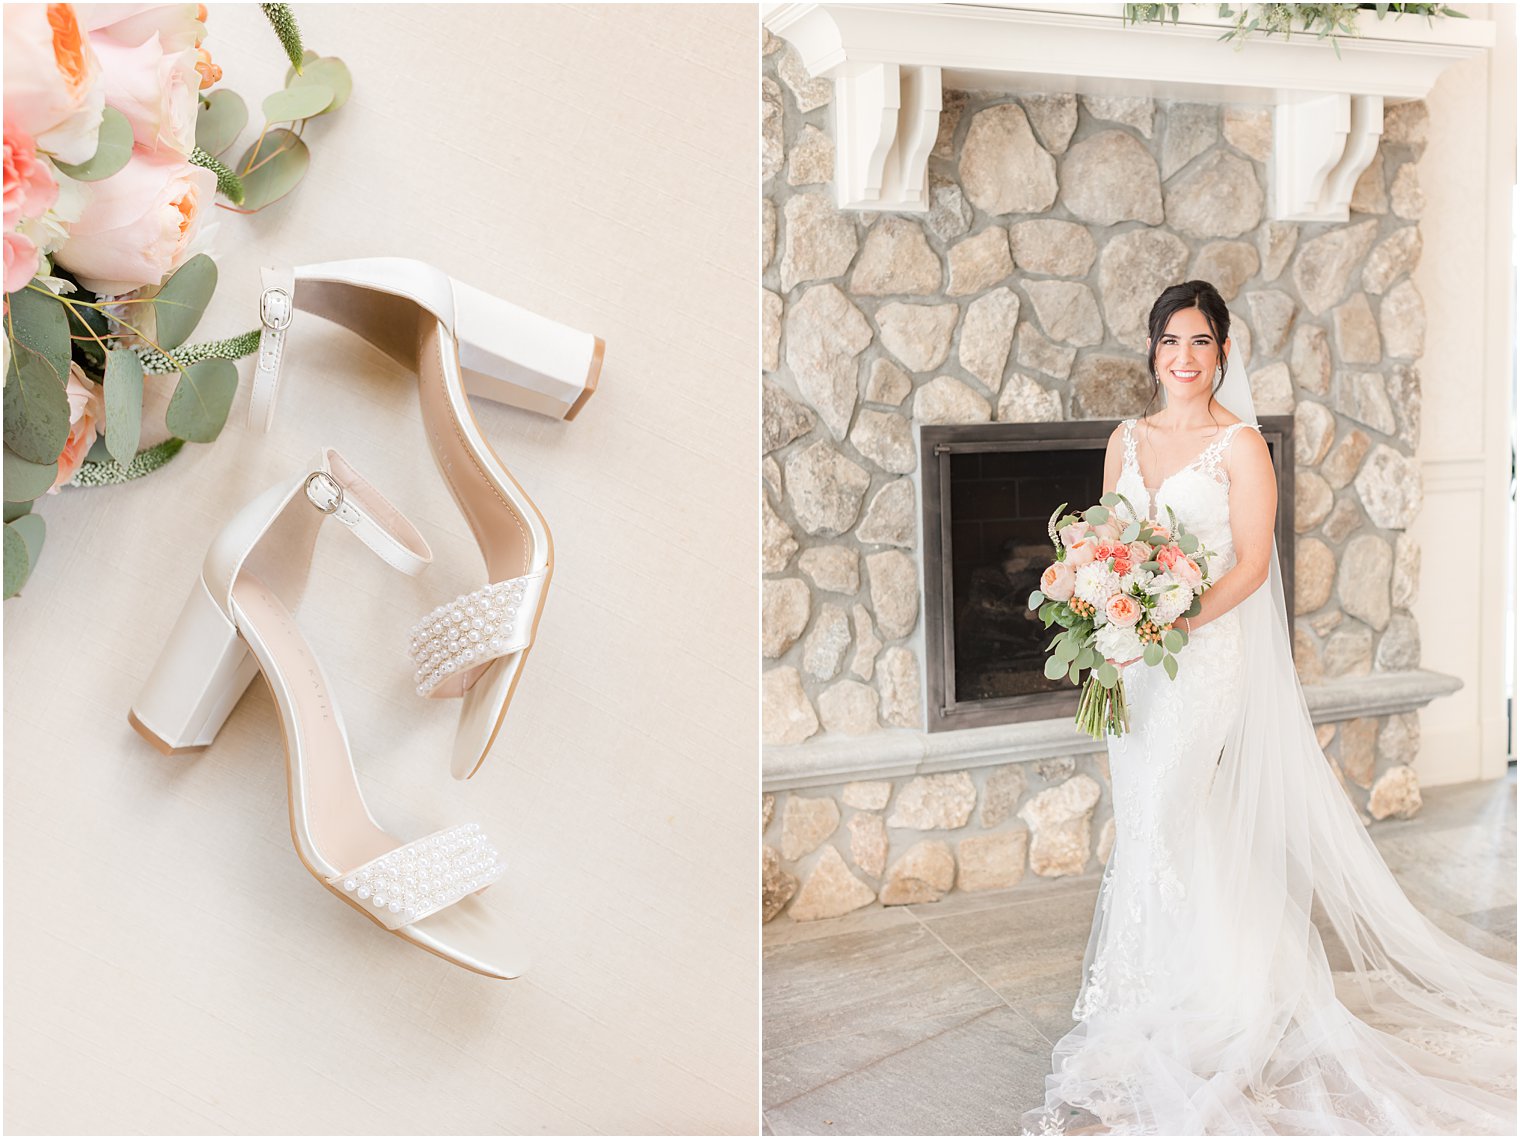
[920,419,1294,733]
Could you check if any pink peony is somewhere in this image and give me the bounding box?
[4,229,42,292]
[89,32,200,156]
[1105,592,1141,628]
[1059,521,1091,549]
[52,146,213,293]
[1066,537,1099,568]
[1041,561,1076,602]
[1173,555,1203,590]
[49,362,105,491]
[4,119,59,231]
[3,4,105,165]
[76,4,205,52]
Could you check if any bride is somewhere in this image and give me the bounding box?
[1021,281,1516,1135]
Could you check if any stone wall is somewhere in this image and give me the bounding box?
[761,31,1432,921]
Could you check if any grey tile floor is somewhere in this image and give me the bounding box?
[762,770,1517,1136]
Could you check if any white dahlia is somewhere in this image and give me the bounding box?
[1074,562,1121,607]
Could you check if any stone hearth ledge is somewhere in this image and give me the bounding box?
[763,668,1460,791]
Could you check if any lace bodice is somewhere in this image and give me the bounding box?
[1114,417,1260,582]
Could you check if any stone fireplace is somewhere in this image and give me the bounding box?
[760,3,1496,925]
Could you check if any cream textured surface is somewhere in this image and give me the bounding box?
[3,5,758,1134]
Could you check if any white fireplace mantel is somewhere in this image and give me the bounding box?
[763,2,1496,217]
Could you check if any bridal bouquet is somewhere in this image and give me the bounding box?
[3,3,350,599]
[1028,492,1217,739]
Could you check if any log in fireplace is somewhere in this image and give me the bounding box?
[920,418,1296,733]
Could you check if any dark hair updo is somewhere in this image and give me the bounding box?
[1141,280,1231,425]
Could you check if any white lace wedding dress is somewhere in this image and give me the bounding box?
[1021,418,1517,1136]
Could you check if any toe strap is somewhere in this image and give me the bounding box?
[407,572,546,697]
[328,823,504,930]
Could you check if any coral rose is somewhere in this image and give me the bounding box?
[52,146,213,293]
[4,120,59,232]
[50,362,105,492]
[3,4,105,164]
[1105,592,1142,628]
[1040,561,1075,602]
[1155,544,1185,571]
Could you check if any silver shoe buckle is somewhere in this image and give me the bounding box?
[260,286,292,331]
[305,470,344,514]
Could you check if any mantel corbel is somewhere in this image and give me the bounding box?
[763,2,1495,220]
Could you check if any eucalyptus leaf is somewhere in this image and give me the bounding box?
[1099,491,1120,507]
[3,523,29,599]
[103,349,144,467]
[1185,596,1202,618]
[1178,532,1199,554]
[3,355,70,464]
[1143,641,1165,667]
[4,446,58,501]
[287,55,352,113]
[196,89,249,156]
[1067,660,1081,685]
[1121,521,1140,543]
[1097,661,1118,688]
[55,106,133,181]
[151,254,217,350]
[1055,636,1077,664]
[1162,654,1179,680]
[235,128,310,211]
[1076,645,1095,671]
[262,83,333,123]
[1163,628,1184,653]
[3,500,30,523]
[1084,505,1109,525]
[1142,559,1161,572]
[11,511,44,573]
[165,359,237,442]
[6,284,70,384]
[1044,655,1067,681]
[1028,589,1044,609]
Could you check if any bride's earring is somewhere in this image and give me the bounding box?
[1214,363,1223,383]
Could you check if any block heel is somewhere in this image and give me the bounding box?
[129,578,259,755]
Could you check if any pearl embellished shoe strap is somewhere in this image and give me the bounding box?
[251,266,295,433]
[310,448,433,577]
[327,823,503,930]
[407,572,547,697]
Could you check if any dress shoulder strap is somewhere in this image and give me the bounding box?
[1197,421,1259,480]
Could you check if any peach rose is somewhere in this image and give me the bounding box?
[49,362,105,492]
[3,4,105,165]
[4,120,59,232]
[89,32,200,156]
[1059,521,1091,549]
[4,230,42,292]
[1150,523,1172,541]
[1127,540,1150,564]
[1105,592,1141,628]
[1066,537,1098,568]
[53,146,213,293]
[77,4,205,52]
[1040,561,1075,602]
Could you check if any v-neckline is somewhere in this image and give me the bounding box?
[1130,419,1236,492]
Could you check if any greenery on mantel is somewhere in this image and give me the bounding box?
[1123,3,1468,57]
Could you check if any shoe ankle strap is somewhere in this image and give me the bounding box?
[310,448,432,576]
[252,266,295,433]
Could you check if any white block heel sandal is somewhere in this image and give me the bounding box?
[129,449,530,980]
[249,258,604,780]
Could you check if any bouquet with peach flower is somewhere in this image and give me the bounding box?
[1028,491,1219,739]
[3,3,352,599]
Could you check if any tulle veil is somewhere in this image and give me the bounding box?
[1022,349,1517,1134]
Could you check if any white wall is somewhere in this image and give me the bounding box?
[1411,3,1516,784]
